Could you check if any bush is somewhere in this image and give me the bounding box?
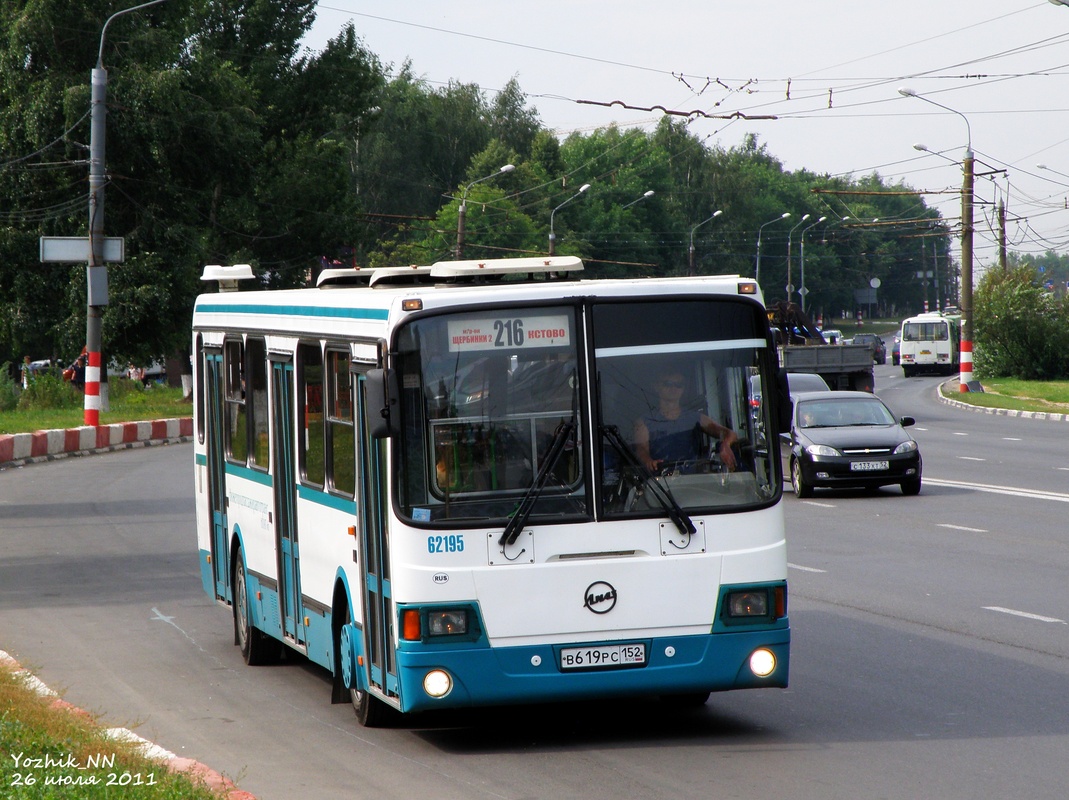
[16,369,82,410]
[974,266,1069,380]
[0,361,19,411]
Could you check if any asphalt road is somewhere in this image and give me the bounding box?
[2,370,1067,799]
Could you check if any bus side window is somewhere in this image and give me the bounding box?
[224,338,248,463]
[299,343,325,487]
[327,348,355,496]
[247,337,269,470]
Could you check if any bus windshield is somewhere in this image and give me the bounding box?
[593,299,777,517]
[396,306,584,523]
[394,298,778,526]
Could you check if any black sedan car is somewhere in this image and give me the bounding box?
[782,390,921,497]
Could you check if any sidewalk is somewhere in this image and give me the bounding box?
[0,417,193,469]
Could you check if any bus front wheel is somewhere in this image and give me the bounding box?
[337,603,394,728]
[234,551,274,666]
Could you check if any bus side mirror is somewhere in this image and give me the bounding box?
[363,368,398,439]
[774,368,792,435]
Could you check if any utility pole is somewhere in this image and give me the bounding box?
[41,0,166,425]
[960,148,975,391]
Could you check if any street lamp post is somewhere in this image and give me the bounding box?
[785,214,811,303]
[798,215,826,313]
[688,209,723,275]
[755,212,790,288]
[455,163,515,260]
[899,86,974,392]
[548,183,591,255]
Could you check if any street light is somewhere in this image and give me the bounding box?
[1037,163,1069,182]
[688,209,723,275]
[755,212,790,288]
[621,190,655,210]
[799,216,826,313]
[79,0,169,426]
[455,163,515,259]
[548,183,591,255]
[785,214,811,302]
[899,86,974,392]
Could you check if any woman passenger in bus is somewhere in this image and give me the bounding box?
[633,368,737,475]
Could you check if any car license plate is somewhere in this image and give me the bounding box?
[560,642,646,670]
[850,460,889,471]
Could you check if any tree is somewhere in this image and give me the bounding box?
[974,265,1069,379]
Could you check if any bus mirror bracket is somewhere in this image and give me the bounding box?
[362,367,397,439]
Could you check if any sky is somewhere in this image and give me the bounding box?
[304,1,1069,268]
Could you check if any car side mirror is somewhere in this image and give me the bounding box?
[900,416,915,427]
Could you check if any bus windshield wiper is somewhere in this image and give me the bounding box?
[499,418,575,547]
[601,425,695,536]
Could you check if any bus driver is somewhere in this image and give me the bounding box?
[634,369,738,474]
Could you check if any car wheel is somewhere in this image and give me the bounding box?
[791,458,813,498]
[901,477,921,496]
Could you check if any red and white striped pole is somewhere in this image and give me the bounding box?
[958,340,973,392]
[84,349,102,426]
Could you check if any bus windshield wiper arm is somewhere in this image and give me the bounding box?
[601,425,695,535]
[499,418,575,547]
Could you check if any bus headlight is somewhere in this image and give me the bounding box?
[423,669,453,698]
[727,590,769,618]
[427,609,468,636]
[749,649,776,677]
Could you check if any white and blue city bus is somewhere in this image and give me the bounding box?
[192,256,791,726]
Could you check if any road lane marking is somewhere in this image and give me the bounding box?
[788,563,826,573]
[937,523,988,533]
[958,456,986,461]
[983,606,1067,624]
[953,432,969,436]
[923,478,1069,503]
[1002,437,1021,441]
[801,500,837,508]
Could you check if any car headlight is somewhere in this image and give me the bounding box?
[894,440,918,454]
[805,443,841,457]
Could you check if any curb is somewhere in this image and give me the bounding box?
[0,650,256,799]
[936,380,1069,422]
[0,417,193,470]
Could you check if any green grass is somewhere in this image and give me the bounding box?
[0,383,192,435]
[941,377,1069,413]
[0,661,224,799]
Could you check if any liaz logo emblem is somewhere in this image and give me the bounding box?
[583,581,617,614]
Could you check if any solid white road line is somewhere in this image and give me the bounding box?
[923,478,1069,503]
[983,606,1067,624]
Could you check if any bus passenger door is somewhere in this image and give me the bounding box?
[204,349,230,602]
[356,371,398,704]
[270,357,305,646]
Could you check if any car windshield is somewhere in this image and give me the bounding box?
[797,398,896,428]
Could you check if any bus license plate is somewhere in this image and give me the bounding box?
[560,643,646,670]
[850,460,889,471]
